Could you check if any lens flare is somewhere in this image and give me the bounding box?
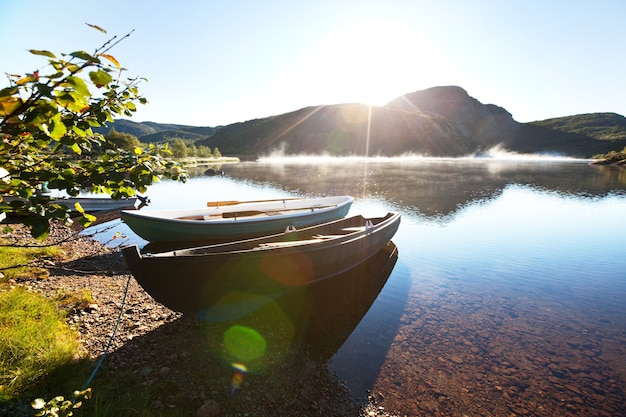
[223,325,267,362]
[229,362,248,395]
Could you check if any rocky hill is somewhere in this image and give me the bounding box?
[104,86,626,159]
[531,113,626,141]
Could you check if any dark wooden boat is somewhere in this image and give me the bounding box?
[121,212,401,314]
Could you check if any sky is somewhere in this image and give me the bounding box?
[1,0,624,127]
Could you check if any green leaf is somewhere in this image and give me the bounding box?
[89,70,113,87]
[36,83,54,97]
[70,50,99,62]
[72,125,87,137]
[56,91,88,112]
[16,75,36,85]
[0,86,19,98]
[79,212,97,227]
[24,216,51,240]
[61,168,76,177]
[49,113,67,140]
[65,76,90,97]
[69,143,81,154]
[29,49,56,58]
[86,23,107,33]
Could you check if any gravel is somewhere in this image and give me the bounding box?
[3,221,393,416]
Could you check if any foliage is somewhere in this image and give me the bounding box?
[0,25,187,239]
[0,287,83,401]
[196,144,214,157]
[592,146,626,164]
[170,138,188,158]
[101,128,142,152]
[32,389,92,417]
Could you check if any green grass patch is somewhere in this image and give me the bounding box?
[0,243,63,283]
[0,287,84,401]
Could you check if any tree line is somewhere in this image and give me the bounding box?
[105,129,221,159]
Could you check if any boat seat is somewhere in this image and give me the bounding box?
[340,226,366,232]
[312,234,345,239]
[257,238,324,248]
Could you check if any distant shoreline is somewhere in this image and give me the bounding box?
[178,157,240,166]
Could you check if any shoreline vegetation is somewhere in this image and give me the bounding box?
[178,156,240,166]
[591,148,626,165]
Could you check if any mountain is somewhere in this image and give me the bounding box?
[105,86,626,158]
[530,113,626,141]
[95,119,219,143]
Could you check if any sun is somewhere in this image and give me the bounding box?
[289,18,443,107]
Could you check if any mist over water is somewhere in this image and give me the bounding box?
[257,145,588,164]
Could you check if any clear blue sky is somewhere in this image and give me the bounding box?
[1,0,624,126]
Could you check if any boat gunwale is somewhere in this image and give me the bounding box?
[136,212,400,259]
[120,195,353,224]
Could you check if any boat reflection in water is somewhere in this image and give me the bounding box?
[197,241,398,363]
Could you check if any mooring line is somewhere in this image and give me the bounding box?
[82,274,132,390]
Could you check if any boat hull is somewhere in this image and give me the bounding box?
[122,212,400,315]
[120,196,353,243]
[2,195,139,212]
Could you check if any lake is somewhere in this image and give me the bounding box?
[90,156,626,416]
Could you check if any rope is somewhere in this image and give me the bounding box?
[82,274,132,390]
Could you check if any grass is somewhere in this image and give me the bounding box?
[0,244,62,282]
[0,236,190,416]
[0,235,86,409]
[0,287,83,401]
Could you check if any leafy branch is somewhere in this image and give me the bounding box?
[0,25,187,239]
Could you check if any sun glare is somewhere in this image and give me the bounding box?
[289,19,444,107]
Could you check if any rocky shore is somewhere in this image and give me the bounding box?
[4,221,394,416]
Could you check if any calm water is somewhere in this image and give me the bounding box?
[90,157,626,415]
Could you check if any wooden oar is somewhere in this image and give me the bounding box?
[207,197,302,207]
[222,204,335,219]
[177,204,335,221]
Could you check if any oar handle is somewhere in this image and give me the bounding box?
[207,197,301,207]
